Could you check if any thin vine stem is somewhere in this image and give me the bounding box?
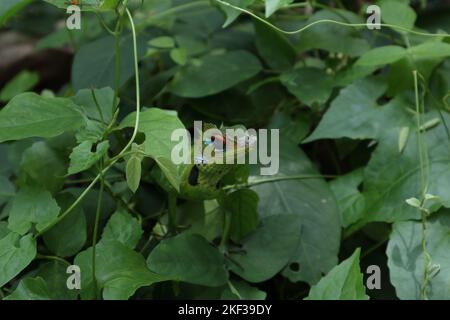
[215,0,450,38]
[91,163,105,300]
[34,6,141,239]
[223,174,336,191]
[413,70,432,300]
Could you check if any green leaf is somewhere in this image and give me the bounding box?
[281,67,334,106]
[0,0,32,26]
[220,280,266,300]
[387,212,450,299]
[304,78,417,142]
[380,0,416,31]
[102,209,143,249]
[251,139,341,284]
[153,156,182,193]
[407,41,450,60]
[305,249,368,300]
[265,0,293,17]
[254,19,296,72]
[222,189,259,243]
[329,169,365,228]
[298,9,370,57]
[8,185,60,235]
[147,233,228,287]
[228,214,301,283]
[35,261,78,300]
[170,50,262,98]
[72,34,147,91]
[120,108,185,192]
[44,0,118,11]
[0,70,39,101]
[149,36,175,49]
[170,48,187,66]
[219,0,255,27]
[20,141,67,193]
[0,93,86,143]
[42,194,87,257]
[0,232,36,287]
[0,175,15,207]
[4,277,51,300]
[72,87,118,123]
[75,240,168,300]
[121,108,185,160]
[68,140,109,175]
[362,117,450,223]
[126,155,142,193]
[355,45,407,67]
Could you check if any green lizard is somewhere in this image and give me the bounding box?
[152,123,257,201]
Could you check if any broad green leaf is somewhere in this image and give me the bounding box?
[153,156,182,193]
[0,221,9,240]
[305,249,368,300]
[0,175,15,207]
[387,212,450,299]
[68,140,109,175]
[281,67,334,106]
[42,194,87,257]
[299,9,370,57]
[0,93,86,143]
[8,185,60,235]
[120,108,185,160]
[0,232,36,287]
[221,189,259,243]
[126,155,142,193]
[362,119,450,223]
[265,0,293,17]
[147,233,228,287]
[304,78,417,142]
[251,139,340,284]
[102,209,143,249]
[170,48,187,66]
[44,0,118,11]
[229,214,301,283]
[72,87,118,123]
[219,0,255,27]
[149,36,175,49]
[380,0,416,31]
[20,141,67,193]
[407,41,450,60]
[75,240,168,300]
[0,0,32,25]
[36,261,78,300]
[4,277,51,300]
[72,34,147,91]
[355,45,406,67]
[220,280,266,300]
[170,50,262,98]
[254,19,296,72]
[120,108,185,192]
[0,70,39,101]
[329,169,365,228]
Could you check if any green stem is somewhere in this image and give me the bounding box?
[223,174,336,191]
[414,70,432,300]
[91,164,104,300]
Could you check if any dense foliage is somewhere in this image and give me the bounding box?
[0,0,449,300]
